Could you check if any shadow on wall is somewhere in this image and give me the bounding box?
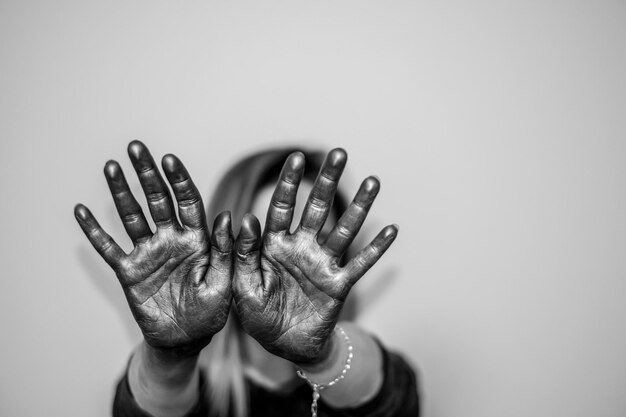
[352,265,399,318]
[76,245,139,343]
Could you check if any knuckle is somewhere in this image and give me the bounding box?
[146,191,169,203]
[320,170,336,182]
[170,176,192,187]
[281,175,299,186]
[308,196,329,210]
[177,196,201,208]
[122,212,143,224]
[335,224,353,239]
[271,199,293,211]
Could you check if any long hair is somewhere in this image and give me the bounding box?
[199,147,353,417]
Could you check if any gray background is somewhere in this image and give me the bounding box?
[1,1,625,416]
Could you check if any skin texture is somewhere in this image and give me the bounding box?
[74,141,233,357]
[233,149,398,364]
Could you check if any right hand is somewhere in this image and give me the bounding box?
[75,141,233,357]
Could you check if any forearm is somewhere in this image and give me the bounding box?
[127,341,201,417]
[296,321,383,409]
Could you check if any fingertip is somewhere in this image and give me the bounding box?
[161,153,179,172]
[383,224,399,240]
[161,154,191,185]
[215,210,232,229]
[328,147,348,166]
[74,203,89,220]
[287,151,305,170]
[363,176,381,194]
[237,214,261,255]
[103,160,121,178]
[127,140,146,157]
[241,213,261,236]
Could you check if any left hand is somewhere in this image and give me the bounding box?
[232,149,398,364]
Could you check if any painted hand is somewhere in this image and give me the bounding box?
[233,149,398,364]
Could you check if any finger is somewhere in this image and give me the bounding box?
[74,203,126,269]
[299,148,347,233]
[233,214,263,296]
[161,154,207,230]
[127,140,177,228]
[266,152,305,234]
[104,160,152,244]
[324,176,380,256]
[207,211,234,285]
[342,224,398,288]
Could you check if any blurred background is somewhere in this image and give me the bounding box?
[1,1,625,416]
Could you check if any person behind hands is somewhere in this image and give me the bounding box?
[74,141,419,417]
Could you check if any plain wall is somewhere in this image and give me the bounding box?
[1,1,625,416]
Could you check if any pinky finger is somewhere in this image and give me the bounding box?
[342,224,399,289]
[74,203,126,269]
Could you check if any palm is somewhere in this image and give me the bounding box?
[75,141,232,355]
[121,228,230,351]
[233,149,398,364]
[258,231,344,349]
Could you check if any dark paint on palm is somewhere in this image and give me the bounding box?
[233,149,398,364]
[75,142,398,365]
[74,141,233,357]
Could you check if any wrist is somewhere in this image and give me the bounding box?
[143,335,211,362]
[296,328,343,377]
[136,341,200,387]
[143,342,202,365]
[295,325,352,387]
[295,322,384,409]
[129,342,201,417]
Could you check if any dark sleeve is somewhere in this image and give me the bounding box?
[321,340,420,417]
[112,367,210,417]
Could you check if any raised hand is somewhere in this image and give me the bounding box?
[75,141,233,357]
[233,149,398,364]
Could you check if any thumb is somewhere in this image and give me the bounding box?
[233,213,263,298]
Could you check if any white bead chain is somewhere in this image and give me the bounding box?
[296,326,353,417]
